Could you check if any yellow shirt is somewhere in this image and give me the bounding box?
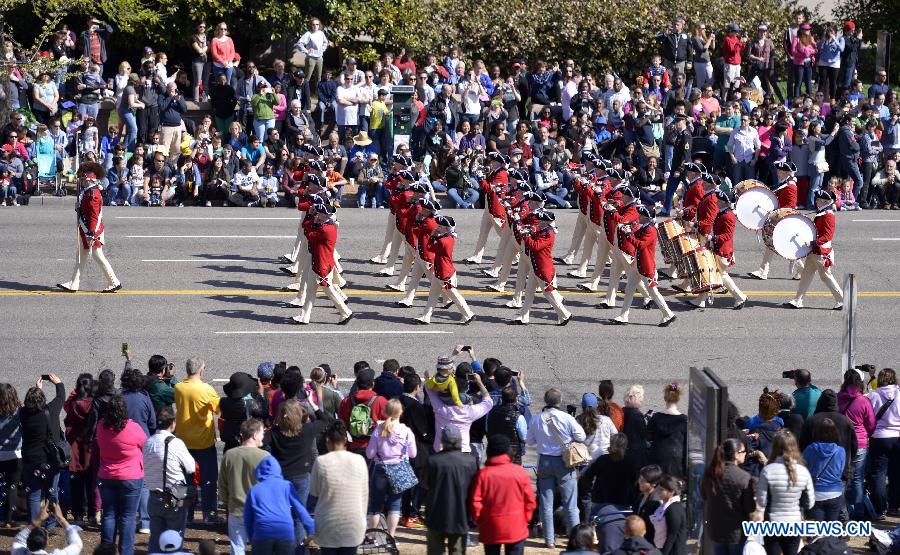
[174,378,221,450]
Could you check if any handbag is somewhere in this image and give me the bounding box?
[379,440,418,495]
[150,435,190,509]
[545,412,591,469]
[44,410,71,468]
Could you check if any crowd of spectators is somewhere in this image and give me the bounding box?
[1,12,899,211]
[0,345,897,555]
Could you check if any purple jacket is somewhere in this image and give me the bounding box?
[425,387,494,453]
[867,385,900,439]
[365,421,417,465]
[836,386,875,448]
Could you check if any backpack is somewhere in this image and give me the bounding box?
[349,396,378,439]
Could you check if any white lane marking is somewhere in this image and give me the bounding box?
[142,259,253,262]
[116,216,299,220]
[853,219,900,222]
[125,238,297,239]
[215,330,454,335]
[872,238,900,241]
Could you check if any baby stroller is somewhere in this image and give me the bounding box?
[35,152,63,196]
[359,514,400,555]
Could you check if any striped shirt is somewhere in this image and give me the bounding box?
[143,430,195,491]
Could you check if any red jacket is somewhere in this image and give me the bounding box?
[77,185,105,248]
[711,208,737,259]
[469,454,537,545]
[812,209,835,257]
[614,202,640,255]
[696,190,719,236]
[600,189,623,239]
[393,191,416,231]
[523,226,557,288]
[306,221,338,280]
[414,216,439,261]
[483,169,509,220]
[426,233,457,282]
[628,224,659,279]
[384,174,401,198]
[402,204,423,245]
[576,177,593,215]
[338,389,388,451]
[774,179,798,209]
[681,179,705,221]
[722,35,745,65]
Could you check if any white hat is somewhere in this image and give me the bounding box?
[159,530,183,553]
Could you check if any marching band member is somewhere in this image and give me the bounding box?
[465,152,509,265]
[375,169,417,276]
[291,203,354,325]
[488,169,531,294]
[600,184,649,309]
[784,190,844,310]
[662,161,706,282]
[396,198,441,307]
[504,189,546,309]
[387,181,430,291]
[371,154,413,264]
[749,160,800,281]
[611,204,676,326]
[282,157,328,276]
[416,215,476,325]
[686,191,747,309]
[57,162,122,293]
[558,154,602,265]
[694,173,721,241]
[280,145,319,266]
[513,210,572,326]
[567,154,604,277]
[577,164,623,292]
[285,174,333,296]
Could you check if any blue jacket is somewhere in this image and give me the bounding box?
[317,80,337,104]
[158,94,187,127]
[122,390,156,436]
[837,125,860,158]
[244,456,314,543]
[817,37,845,66]
[373,370,404,400]
[802,442,845,494]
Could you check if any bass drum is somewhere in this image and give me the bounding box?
[761,208,816,260]
[672,233,701,276]
[656,218,685,265]
[683,247,724,294]
[734,180,777,231]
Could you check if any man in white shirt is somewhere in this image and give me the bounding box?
[339,57,365,86]
[562,72,581,121]
[12,502,82,555]
[295,18,328,93]
[144,407,196,554]
[336,76,361,141]
[357,71,376,132]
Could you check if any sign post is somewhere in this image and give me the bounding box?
[841,273,858,373]
[688,367,729,555]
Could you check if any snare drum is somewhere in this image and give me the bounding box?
[656,218,685,265]
[672,233,701,275]
[683,247,724,294]
[761,208,816,260]
[734,180,777,231]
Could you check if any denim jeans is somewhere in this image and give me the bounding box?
[732,160,755,184]
[79,103,100,119]
[1,184,18,202]
[253,540,295,555]
[431,181,448,193]
[870,437,900,515]
[359,115,370,132]
[189,446,219,517]
[99,477,143,555]
[448,188,480,208]
[24,464,59,522]
[713,542,745,555]
[318,100,337,124]
[537,454,579,544]
[792,63,814,98]
[842,157,865,199]
[544,187,570,208]
[367,464,402,516]
[120,111,138,152]
[229,513,250,555]
[808,495,842,521]
[213,65,234,88]
[847,447,868,518]
[289,474,310,507]
[807,170,824,209]
[358,182,385,208]
[107,183,133,205]
[253,118,275,142]
[663,173,682,214]
[148,490,189,553]
[484,539,526,555]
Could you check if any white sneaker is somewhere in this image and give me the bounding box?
[138,528,150,535]
[205,201,212,207]
[13,201,20,206]
[124,201,130,206]
[871,529,892,555]
[748,269,767,280]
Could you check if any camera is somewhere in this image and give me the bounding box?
[566,404,577,416]
[782,370,798,379]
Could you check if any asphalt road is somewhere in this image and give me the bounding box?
[1,199,898,415]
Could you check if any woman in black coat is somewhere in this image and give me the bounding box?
[647,383,687,480]
[20,374,66,522]
[633,464,663,542]
[218,372,268,451]
[650,475,688,555]
[700,438,756,554]
[622,385,650,469]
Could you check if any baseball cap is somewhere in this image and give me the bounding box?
[256,362,275,380]
[159,530,183,553]
[581,393,599,409]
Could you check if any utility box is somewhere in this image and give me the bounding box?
[391,86,415,136]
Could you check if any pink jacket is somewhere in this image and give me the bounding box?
[96,419,147,480]
[791,37,817,66]
[837,386,875,448]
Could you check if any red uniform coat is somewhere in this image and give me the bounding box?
[590,182,616,226]
[392,191,416,231]
[77,185,105,249]
[523,225,557,289]
[296,191,325,213]
[711,207,737,262]
[469,454,537,545]
[774,178,798,209]
[628,223,659,281]
[600,189,624,241]
[576,177,593,215]
[696,190,719,236]
[483,169,509,220]
[402,203,424,245]
[614,202,640,256]
[384,174,402,211]
[414,216,439,262]
[812,209,835,263]
[426,233,458,284]
[681,179,705,221]
[306,221,338,282]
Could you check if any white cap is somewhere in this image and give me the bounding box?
[159,530,183,553]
